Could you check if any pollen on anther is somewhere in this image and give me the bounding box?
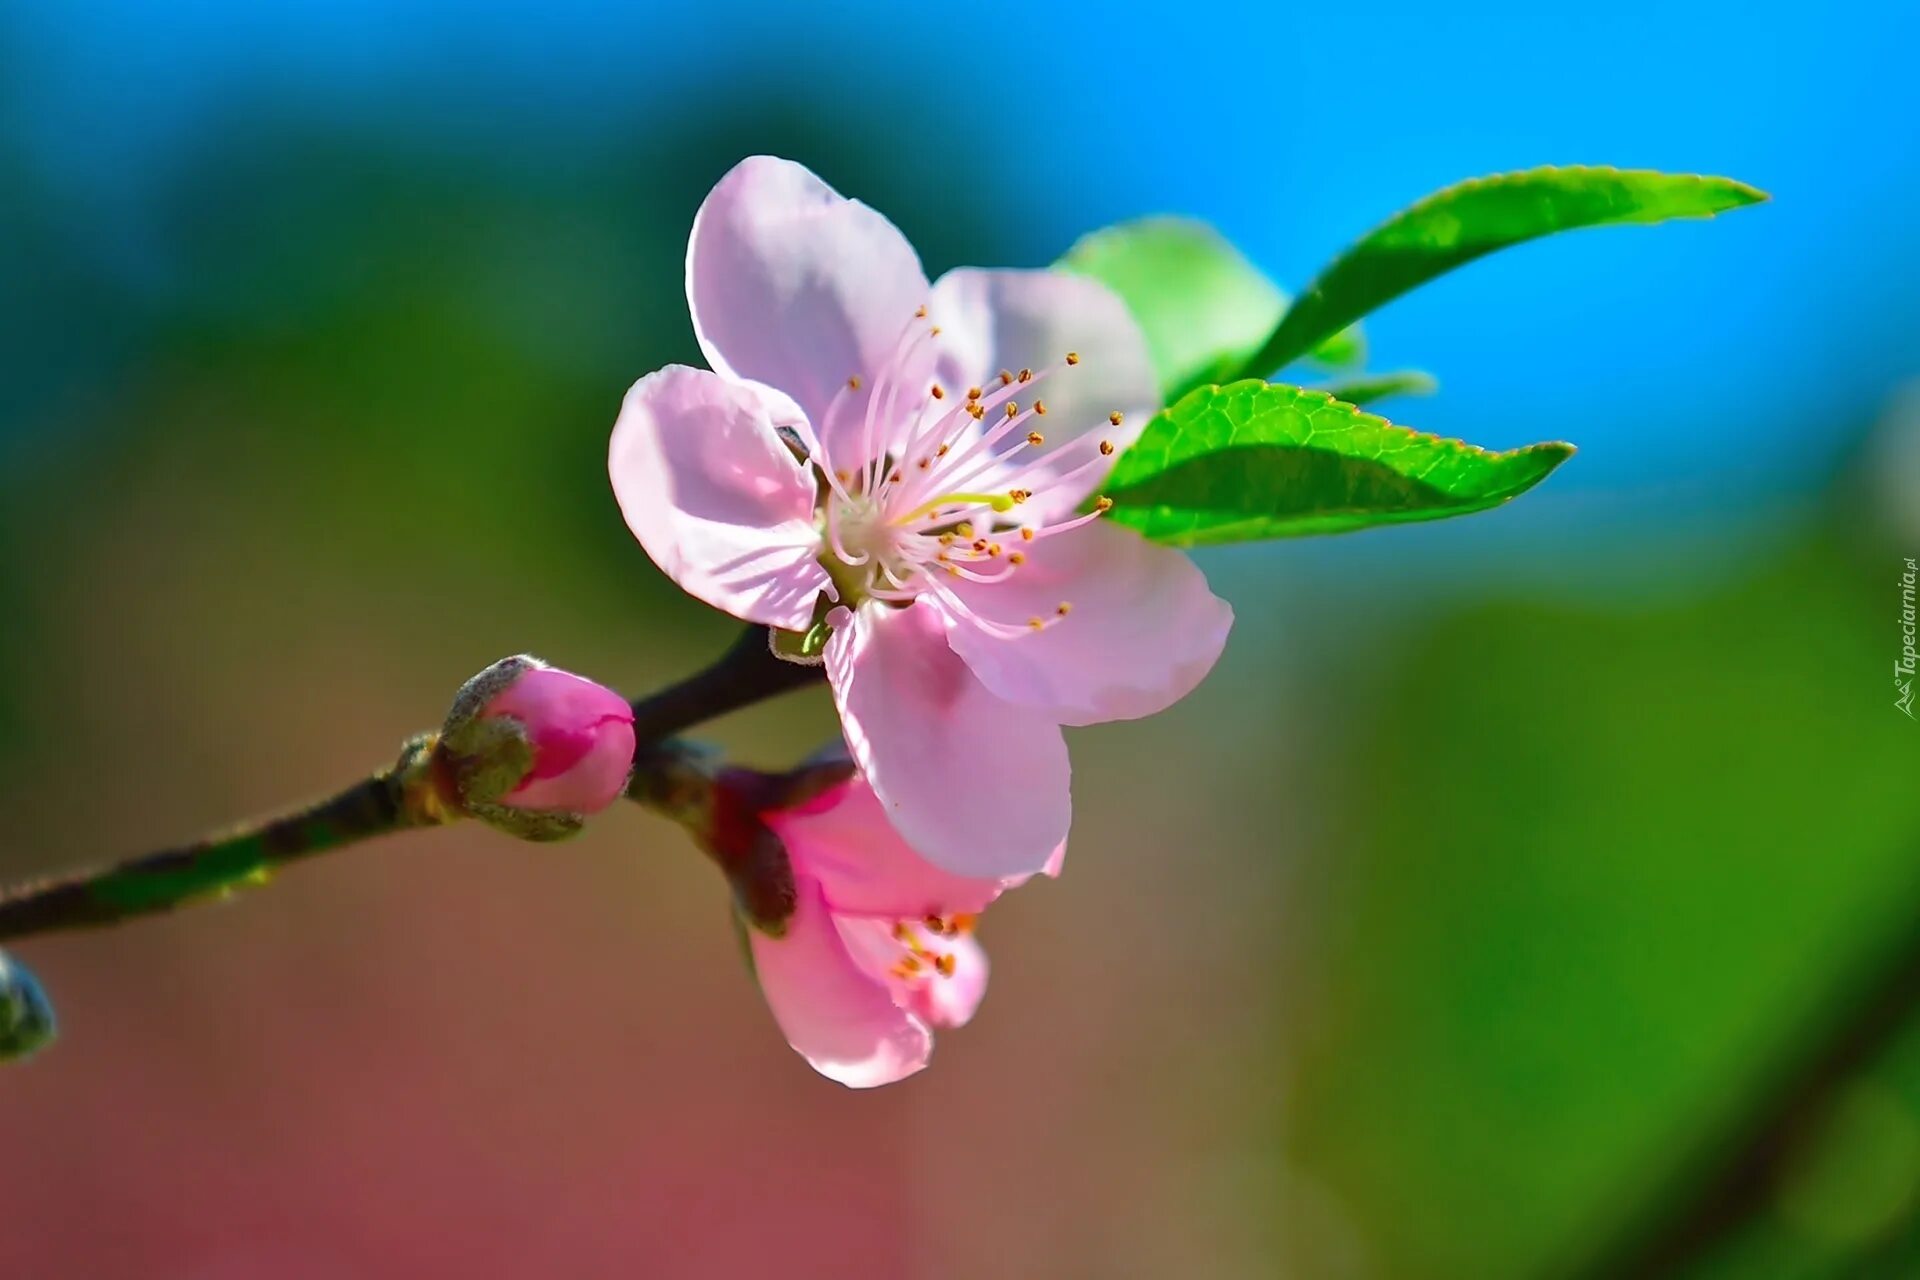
[1034,400,1048,415]
[915,305,929,318]
[1099,439,1115,456]
[1017,368,1033,383]
[917,458,931,469]
[1026,431,1045,446]
[1095,496,1114,512]
[1065,351,1081,365]
[999,369,1015,386]
[1020,527,1035,541]
[847,375,862,390]
[1005,402,1019,419]
[968,403,985,420]
[951,913,978,934]
[1056,601,1072,616]
[1028,617,1045,630]
[967,386,982,402]
[1009,551,1027,565]
[987,543,1003,557]
[1008,488,1030,504]
[930,384,945,400]
[930,326,942,336]
[890,470,903,484]
[956,522,974,537]
[937,443,951,457]
[972,539,989,552]
[1109,411,1125,426]
[939,533,956,546]
[934,954,957,978]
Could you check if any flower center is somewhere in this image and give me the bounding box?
[810,311,1122,637]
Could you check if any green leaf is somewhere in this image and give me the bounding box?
[1103,380,1573,546]
[1056,217,1368,401]
[1058,217,1283,401]
[1305,322,1366,371]
[1236,166,1768,378]
[1316,369,1438,407]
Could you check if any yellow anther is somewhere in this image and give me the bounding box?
[1028,616,1045,630]
[950,913,978,934]
[1017,368,1033,383]
[987,543,1003,557]
[956,522,974,537]
[1099,439,1115,456]
[1065,351,1080,365]
[999,370,1014,386]
[1034,400,1048,415]
[930,383,945,399]
[1026,431,1045,446]
[930,326,942,336]
[1020,527,1035,541]
[847,375,862,390]
[1005,402,1019,419]
[972,539,989,552]
[934,954,957,978]
[967,386,982,401]
[1109,411,1124,426]
[937,442,951,457]
[968,403,985,420]
[1094,496,1114,512]
[939,532,955,546]
[1008,488,1030,504]
[1009,551,1026,565]
[1056,601,1072,616]
[915,305,929,318]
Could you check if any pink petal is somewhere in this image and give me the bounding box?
[687,156,931,441]
[834,919,991,1030]
[900,932,989,1030]
[766,777,1008,919]
[928,268,1159,520]
[936,521,1233,727]
[825,601,1070,879]
[487,668,636,814]
[748,878,932,1089]
[609,364,829,630]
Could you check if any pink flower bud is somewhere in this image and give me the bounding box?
[439,657,636,840]
[480,667,636,815]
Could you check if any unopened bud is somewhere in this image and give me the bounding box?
[438,656,636,841]
[0,950,56,1062]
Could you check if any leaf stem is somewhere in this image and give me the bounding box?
[0,736,453,943]
[0,626,822,946]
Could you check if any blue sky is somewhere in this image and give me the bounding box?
[6,0,1916,524]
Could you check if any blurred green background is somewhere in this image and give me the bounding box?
[2,3,1916,1277]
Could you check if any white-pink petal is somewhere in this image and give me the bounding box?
[748,878,932,1089]
[937,520,1233,727]
[825,601,1070,880]
[928,267,1159,520]
[608,364,829,631]
[765,777,1008,920]
[687,156,931,443]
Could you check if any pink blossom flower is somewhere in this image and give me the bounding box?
[610,156,1232,879]
[441,658,637,829]
[483,666,637,814]
[737,770,1062,1088]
